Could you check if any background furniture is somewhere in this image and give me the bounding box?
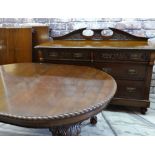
[0,26,49,65]
[0,27,32,64]
[34,27,155,114]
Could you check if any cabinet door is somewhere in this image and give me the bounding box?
[0,28,7,65]
[14,28,32,62]
[6,28,16,64]
[0,28,3,64]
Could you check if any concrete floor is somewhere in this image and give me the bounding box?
[0,95,155,136]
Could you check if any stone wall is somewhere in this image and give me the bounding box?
[0,18,155,98]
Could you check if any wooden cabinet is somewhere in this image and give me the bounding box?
[34,28,155,114]
[0,26,50,65]
[0,28,6,65]
[15,28,32,63]
[0,27,32,64]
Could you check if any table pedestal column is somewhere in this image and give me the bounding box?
[90,116,97,125]
[49,123,81,136]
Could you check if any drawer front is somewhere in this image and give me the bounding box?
[115,80,145,100]
[93,49,149,62]
[94,62,146,80]
[42,49,91,61]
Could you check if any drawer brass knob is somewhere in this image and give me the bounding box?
[39,57,44,61]
[48,52,58,57]
[126,87,136,93]
[73,53,83,58]
[101,54,111,59]
[128,69,137,75]
[130,53,141,60]
[102,67,112,73]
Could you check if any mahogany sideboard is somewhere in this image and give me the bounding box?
[34,27,155,114]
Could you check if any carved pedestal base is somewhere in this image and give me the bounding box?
[90,116,97,125]
[49,123,81,136]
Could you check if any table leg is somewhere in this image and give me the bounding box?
[49,123,81,136]
[90,116,97,125]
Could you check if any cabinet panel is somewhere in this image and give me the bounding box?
[14,28,32,62]
[0,28,32,64]
[0,28,7,65]
[6,29,16,64]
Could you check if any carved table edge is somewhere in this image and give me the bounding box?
[0,91,116,121]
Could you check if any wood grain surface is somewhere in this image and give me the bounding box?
[0,63,116,127]
[35,40,152,49]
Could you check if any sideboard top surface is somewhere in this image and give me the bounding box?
[35,40,155,50]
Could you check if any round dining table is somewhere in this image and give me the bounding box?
[0,63,117,136]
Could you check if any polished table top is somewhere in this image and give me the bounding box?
[0,63,116,127]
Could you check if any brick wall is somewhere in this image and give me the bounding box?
[0,18,155,98]
[1,18,155,38]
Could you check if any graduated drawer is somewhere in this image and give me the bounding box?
[94,62,146,80]
[41,49,91,61]
[93,49,149,62]
[114,80,145,100]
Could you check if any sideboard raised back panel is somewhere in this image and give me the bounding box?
[34,27,155,114]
